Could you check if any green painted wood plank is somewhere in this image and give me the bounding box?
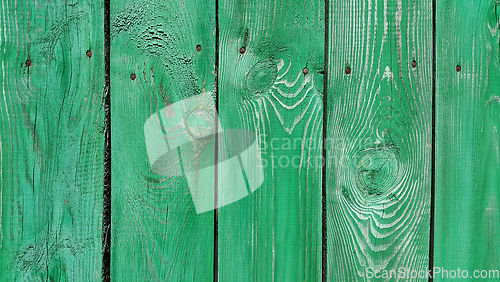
[326,0,432,280]
[0,0,104,280]
[110,0,215,280]
[435,1,500,279]
[217,1,324,281]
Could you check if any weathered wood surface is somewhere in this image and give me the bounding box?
[435,0,500,278]
[3,0,500,280]
[217,0,324,281]
[326,0,433,280]
[0,0,104,281]
[110,0,215,280]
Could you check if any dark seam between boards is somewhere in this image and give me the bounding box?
[322,0,329,281]
[102,0,111,279]
[214,0,220,281]
[429,0,437,280]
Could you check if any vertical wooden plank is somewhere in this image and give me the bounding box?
[435,1,500,279]
[0,0,104,280]
[327,0,432,280]
[110,0,215,280]
[218,0,324,281]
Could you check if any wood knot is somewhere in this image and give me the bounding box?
[456,65,461,72]
[239,47,246,54]
[345,67,351,75]
[86,50,92,58]
[186,109,215,139]
[245,58,277,96]
[411,60,417,68]
[355,145,400,198]
[196,45,202,52]
[302,67,309,75]
[25,60,32,67]
[130,73,136,80]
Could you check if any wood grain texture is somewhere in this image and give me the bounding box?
[217,0,324,281]
[435,0,500,278]
[0,0,104,280]
[110,0,215,280]
[326,0,432,280]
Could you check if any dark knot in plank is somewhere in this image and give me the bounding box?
[355,145,400,198]
[245,58,278,96]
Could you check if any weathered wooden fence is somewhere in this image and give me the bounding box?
[1,0,499,281]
